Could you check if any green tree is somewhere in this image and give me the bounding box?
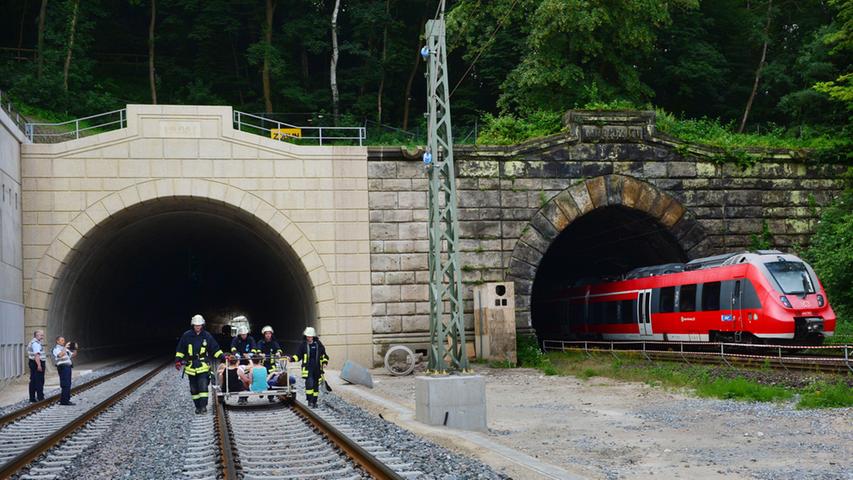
[450,0,694,115]
[806,168,853,323]
[814,0,853,110]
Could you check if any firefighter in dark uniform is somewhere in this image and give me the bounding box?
[292,327,328,407]
[230,325,257,364]
[175,314,223,414]
[257,325,283,403]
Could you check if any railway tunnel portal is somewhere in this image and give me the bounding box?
[20,105,374,367]
[46,197,316,359]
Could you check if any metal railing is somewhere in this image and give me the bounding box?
[233,110,366,146]
[0,90,28,136]
[543,339,853,374]
[25,109,126,142]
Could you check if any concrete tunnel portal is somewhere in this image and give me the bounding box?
[47,198,317,360]
[530,205,688,338]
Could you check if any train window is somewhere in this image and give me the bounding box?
[659,287,675,313]
[679,284,697,312]
[605,302,618,324]
[588,303,599,324]
[569,302,585,325]
[620,300,633,323]
[742,280,762,309]
[702,282,721,311]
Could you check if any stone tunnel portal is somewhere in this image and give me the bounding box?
[47,198,316,360]
[530,205,687,339]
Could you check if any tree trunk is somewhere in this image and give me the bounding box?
[230,33,244,105]
[376,0,390,124]
[37,0,48,79]
[402,18,425,131]
[301,47,309,83]
[62,0,80,92]
[262,0,277,113]
[738,0,772,133]
[330,0,341,126]
[17,0,28,50]
[148,0,157,104]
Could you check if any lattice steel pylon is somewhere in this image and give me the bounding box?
[424,8,467,373]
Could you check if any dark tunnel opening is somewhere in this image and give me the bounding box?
[531,206,687,339]
[48,199,316,361]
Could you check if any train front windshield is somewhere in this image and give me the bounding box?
[764,261,816,295]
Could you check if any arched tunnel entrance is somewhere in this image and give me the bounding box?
[47,198,316,360]
[530,205,687,339]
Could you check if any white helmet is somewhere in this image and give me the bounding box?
[190,314,205,326]
[237,326,249,335]
[303,327,317,337]
[261,325,274,335]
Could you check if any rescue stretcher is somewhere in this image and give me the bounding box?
[212,355,297,405]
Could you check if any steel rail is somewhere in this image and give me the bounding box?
[0,356,158,429]
[0,360,169,478]
[214,394,238,480]
[289,399,406,480]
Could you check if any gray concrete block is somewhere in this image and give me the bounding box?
[415,375,486,431]
[340,360,373,388]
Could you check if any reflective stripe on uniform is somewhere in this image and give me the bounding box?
[175,352,185,358]
[191,392,209,400]
[214,350,223,358]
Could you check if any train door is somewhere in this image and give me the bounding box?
[637,289,653,336]
[730,280,743,337]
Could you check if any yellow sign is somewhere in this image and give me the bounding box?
[271,128,302,140]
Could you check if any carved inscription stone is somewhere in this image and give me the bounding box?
[159,121,201,138]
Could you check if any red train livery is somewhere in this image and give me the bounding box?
[544,251,836,344]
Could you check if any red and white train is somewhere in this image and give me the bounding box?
[543,250,836,344]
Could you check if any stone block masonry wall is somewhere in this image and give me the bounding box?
[20,105,373,368]
[367,111,847,363]
[0,105,26,381]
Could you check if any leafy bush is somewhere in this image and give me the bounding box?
[476,111,563,145]
[805,168,853,333]
[516,334,558,375]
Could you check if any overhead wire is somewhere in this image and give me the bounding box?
[449,0,521,98]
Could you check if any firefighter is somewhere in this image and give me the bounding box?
[175,314,223,414]
[230,323,257,364]
[257,325,283,403]
[292,327,328,407]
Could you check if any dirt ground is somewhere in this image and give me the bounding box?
[327,365,852,480]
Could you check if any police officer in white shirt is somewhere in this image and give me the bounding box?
[27,330,46,402]
[52,336,77,406]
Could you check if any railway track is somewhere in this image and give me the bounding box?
[213,398,422,480]
[543,339,853,374]
[0,360,169,479]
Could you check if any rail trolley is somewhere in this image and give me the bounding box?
[542,250,836,345]
[213,355,298,406]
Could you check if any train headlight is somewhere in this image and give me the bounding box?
[780,296,792,308]
[817,294,825,307]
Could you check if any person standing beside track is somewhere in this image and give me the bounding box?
[175,314,224,414]
[292,327,328,408]
[52,336,76,406]
[27,330,46,403]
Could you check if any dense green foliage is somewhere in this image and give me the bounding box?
[516,335,557,374]
[0,0,850,144]
[805,168,853,335]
